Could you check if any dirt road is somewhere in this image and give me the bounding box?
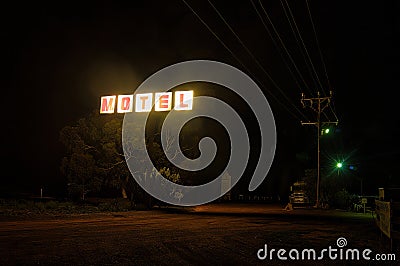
[0,204,396,265]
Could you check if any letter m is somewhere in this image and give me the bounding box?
[301,249,316,260]
[100,96,116,114]
[345,249,359,260]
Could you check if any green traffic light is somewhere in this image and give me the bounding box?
[336,162,343,168]
[325,128,330,134]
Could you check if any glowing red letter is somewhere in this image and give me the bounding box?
[100,96,116,114]
[117,95,133,113]
[155,92,172,111]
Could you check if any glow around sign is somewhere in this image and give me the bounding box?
[100,91,193,114]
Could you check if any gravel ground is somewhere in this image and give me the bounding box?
[0,203,397,265]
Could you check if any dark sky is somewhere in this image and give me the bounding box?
[3,0,399,196]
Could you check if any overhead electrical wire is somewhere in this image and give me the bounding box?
[181,0,310,121]
[250,0,302,91]
[305,0,331,90]
[250,0,314,98]
[206,0,310,121]
[258,0,338,121]
[283,0,326,95]
[261,0,338,123]
[305,0,339,122]
[280,0,325,95]
[277,0,319,95]
[257,0,333,122]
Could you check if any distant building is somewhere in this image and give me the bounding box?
[221,171,232,200]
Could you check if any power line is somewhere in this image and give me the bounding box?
[206,0,309,121]
[255,0,339,124]
[181,0,307,121]
[280,0,338,122]
[282,0,326,96]
[181,0,247,75]
[255,0,314,97]
[256,0,338,123]
[249,0,301,91]
[278,0,318,94]
[305,0,338,122]
[305,0,331,89]
[328,90,339,122]
[258,0,338,123]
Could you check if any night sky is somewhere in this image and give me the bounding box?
[3,0,399,197]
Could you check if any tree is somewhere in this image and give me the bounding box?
[60,110,181,206]
[60,111,126,200]
[61,153,98,200]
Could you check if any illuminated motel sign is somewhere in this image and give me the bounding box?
[100,91,193,114]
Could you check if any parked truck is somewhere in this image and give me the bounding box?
[289,181,309,206]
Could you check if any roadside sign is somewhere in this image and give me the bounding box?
[361,198,367,204]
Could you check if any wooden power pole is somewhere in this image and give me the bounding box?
[301,91,338,208]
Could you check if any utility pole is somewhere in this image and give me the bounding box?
[301,91,338,208]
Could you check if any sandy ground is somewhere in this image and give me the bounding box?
[0,203,397,265]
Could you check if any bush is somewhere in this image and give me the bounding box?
[97,199,132,212]
[0,198,137,215]
[332,189,358,210]
[45,201,58,210]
